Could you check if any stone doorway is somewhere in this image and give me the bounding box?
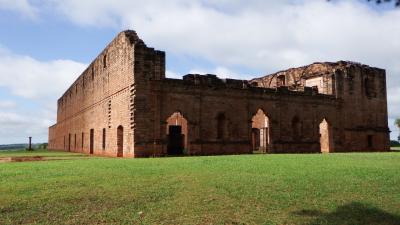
[251,109,270,153]
[117,126,124,157]
[89,129,94,154]
[319,119,332,153]
[167,125,184,155]
[166,112,188,155]
[251,128,260,151]
[68,133,71,152]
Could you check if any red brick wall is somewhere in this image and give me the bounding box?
[251,61,390,152]
[132,76,341,156]
[48,31,141,157]
[49,31,390,157]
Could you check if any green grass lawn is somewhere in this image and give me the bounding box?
[1,150,399,225]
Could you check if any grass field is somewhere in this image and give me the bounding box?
[1,150,399,225]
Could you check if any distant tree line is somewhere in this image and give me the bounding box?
[0,144,26,150]
[0,143,48,151]
[37,143,48,149]
[26,143,48,151]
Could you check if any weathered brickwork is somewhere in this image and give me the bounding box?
[48,30,390,157]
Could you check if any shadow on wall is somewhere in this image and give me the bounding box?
[293,202,400,225]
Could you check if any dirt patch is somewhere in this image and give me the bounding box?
[0,158,11,163]
[0,156,45,163]
[0,156,84,163]
[13,156,44,162]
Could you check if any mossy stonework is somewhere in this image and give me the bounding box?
[48,30,390,157]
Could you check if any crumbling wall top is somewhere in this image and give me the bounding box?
[156,74,331,99]
[251,61,384,82]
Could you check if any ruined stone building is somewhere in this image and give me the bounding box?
[48,30,390,157]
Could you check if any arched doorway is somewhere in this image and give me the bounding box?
[319,119,332,153]
[166,112,188,155]
[117,126,123,157]
[68,133,71,152]
[292,116,302,141]
[89,129,94,154]
[217,113,227,140]
[251,109,270,153]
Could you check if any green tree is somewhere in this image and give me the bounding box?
[396,119,400,141]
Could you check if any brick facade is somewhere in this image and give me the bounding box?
[48,30,390,157]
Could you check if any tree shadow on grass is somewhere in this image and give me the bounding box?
[293,202,400,225]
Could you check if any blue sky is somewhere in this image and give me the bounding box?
[0,0,399,144]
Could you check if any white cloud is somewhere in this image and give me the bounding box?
[0,111,51,144]
[0,111,27,125]
[0,100,16,108]
[43,1,400,73]
[0,48,86,100]
[188,66,251,80]
[0,47,86,144]
[0,0,38,19]
[42,1,398,67]
[165,70,181,79]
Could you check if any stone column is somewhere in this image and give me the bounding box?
[28,137,32,150]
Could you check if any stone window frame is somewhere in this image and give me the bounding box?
[81,132,84,148]
[216,113,227,140]
[277,75,286,87]
[103,54,107,69]
[291,116,302,141]
[102,128,106,150]
[367,135,373,148]
[364,76,376,98]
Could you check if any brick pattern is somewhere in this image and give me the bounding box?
[49,31,141,157]
[250,61,389,152]
[49,31,390,157]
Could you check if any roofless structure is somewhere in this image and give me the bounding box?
[48,30,390,157]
